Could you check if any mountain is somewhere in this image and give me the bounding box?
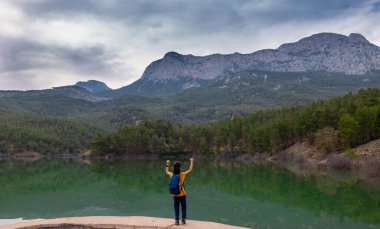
[1,32,380,127]
[111,32,380,97]
[75,80,111,93]
[0,85,109,103]
[4,70,378,127]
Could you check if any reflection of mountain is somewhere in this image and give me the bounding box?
[1,159,379,227]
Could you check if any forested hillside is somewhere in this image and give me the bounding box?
[90,88,380,155]
[2,88,378,156]
[2,71,380,127]
[0,114,100,154]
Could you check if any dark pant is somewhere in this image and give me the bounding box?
[173,195,187,221]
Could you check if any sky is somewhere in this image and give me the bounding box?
[1,0,380,90]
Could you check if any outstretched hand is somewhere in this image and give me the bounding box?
[184,157,194,175]
[166,160,171,166]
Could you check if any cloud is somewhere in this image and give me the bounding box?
[0,36,112,72]
[1,0,380,90]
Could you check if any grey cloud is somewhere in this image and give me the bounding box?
[371,1,380,12]
[2,0,380,90]
[11,0,379,48]
[12,0,379,41]
[0,36,115,75]
[17,0,376,27]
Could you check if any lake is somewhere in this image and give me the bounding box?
[0,159,380,229]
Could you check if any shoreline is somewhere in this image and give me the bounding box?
[1,139,379,184]
[2,138,379,161]
[0,216,249,229]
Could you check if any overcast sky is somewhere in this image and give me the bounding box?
[1,0,380,90]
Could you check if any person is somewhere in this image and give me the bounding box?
[165,158,194,226]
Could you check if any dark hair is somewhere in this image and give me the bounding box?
[173,161,181,175]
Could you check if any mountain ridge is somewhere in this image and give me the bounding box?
[141,32,380,80]
[1,32,380,126]
[108,32,380,97]
[75,80,111,93]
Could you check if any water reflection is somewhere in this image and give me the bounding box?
[0,159,379,229]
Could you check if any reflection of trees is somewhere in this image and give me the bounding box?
[90,160,380,224]
[0,160,99,219]
[1,159,380,225]
[88,160,168,194]
[0,160,96,195]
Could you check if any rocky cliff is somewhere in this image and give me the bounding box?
[141,33,380,82]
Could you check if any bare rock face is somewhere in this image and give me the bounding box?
[253,32,378,74]
[141,52,250,81]
[141,33,380,81]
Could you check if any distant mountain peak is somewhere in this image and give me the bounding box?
[278,32,371,52]
[164,51,183,58]
[75,80,111,93]
[349,33,370,43]
[301,32,346,40]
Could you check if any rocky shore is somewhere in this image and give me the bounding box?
[0,216,248,229]
[235,138,380,184]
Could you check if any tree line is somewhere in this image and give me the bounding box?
[0,114,100,154]
[90,88,380,156]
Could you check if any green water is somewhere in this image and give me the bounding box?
[1,159,380,229]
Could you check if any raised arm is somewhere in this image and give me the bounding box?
[165,160,171,176]
[184,158,194,174]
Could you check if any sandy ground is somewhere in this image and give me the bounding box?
[0,216,249,229]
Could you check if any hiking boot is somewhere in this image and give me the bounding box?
[175,220,179,226]
[181,219,186,224]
